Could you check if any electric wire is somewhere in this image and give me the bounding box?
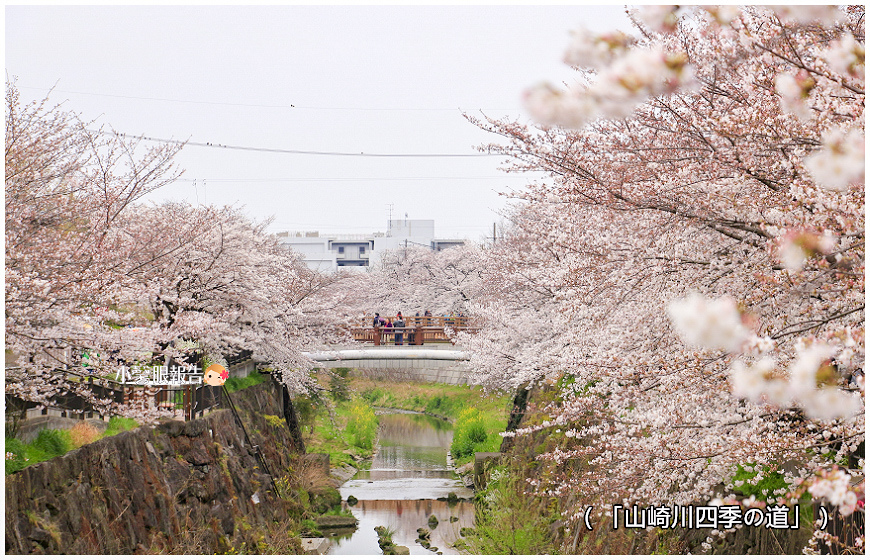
[171,175,522,183]
[21,85,522,112]
[104,130,498,158]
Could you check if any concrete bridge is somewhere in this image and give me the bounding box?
[302,347,473,385]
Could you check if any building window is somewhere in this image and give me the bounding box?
[337,246,344,254]
[359,246,366,255]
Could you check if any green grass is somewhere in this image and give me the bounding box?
[5,430,72,474]
[5,437,28,474]
[304,396,380,468]
[299,369,385,468]
[463,464,562,554]
[102,417,139,438]
[224,370,266,393]
[6,417,140,475]
[450,406,505,460]
[322,504,356,518]
[353,378,510,422]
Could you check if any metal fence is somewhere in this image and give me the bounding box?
[5,375,224,424]
[119,383,224,421]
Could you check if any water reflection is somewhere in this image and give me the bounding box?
[327,413,474,555]
[326,500,474,555]
[375,412,454,450]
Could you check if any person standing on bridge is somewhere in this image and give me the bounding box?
[393,314,406,345]
[373,313,385,328]
[384,317,393,343]
[410,312,421,344]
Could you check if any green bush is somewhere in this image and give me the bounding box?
[424,393,460,417]
[428,395,445,411]
[5,437,27,474]
[102,417,139,438]
[451,407,499,460]
[464,465,561,554]
[224,370,266,393]
[344,402,378,450]
[293,396,317,434]
[310,486,342,514]
[329,369,351,402]
[360,387,384,404]
[31,429,72,457]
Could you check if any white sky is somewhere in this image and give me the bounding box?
[6,3,632,241]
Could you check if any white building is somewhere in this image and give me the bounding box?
[277,219,465,272]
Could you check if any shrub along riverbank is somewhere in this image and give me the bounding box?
[295,372,511,470]
[294,369,380,470]
[352,376,510,464]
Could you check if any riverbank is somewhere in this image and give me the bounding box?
[373,405,449,422]
[294,373,512,553]
[350,377,510,468]
[328,411,474,555]
[295,375,512,554]
[300,373,510,476]
[349,377,509,422]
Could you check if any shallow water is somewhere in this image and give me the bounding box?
[326,412,474,555]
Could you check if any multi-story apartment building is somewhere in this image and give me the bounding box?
[277,219,465,272]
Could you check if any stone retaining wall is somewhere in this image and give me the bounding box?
[5,382,305,554]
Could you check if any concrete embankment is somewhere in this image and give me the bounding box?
[303,347,473,385]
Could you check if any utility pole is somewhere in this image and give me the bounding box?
[493,222,497,246]
[386,203,394,235]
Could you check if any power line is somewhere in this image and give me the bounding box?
[171,175,525,183]
[268,221,491,230]
[21,85,522,113]
[106,131,498,158]
[22,86,300,109]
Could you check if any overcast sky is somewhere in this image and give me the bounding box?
[6,4,632,241]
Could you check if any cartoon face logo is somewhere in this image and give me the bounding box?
[204,364,229,386]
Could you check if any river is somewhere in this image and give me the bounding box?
[326,411,475,555]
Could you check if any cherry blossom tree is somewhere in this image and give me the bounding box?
[125,204,334,393]
[459,5,863,552]
[5,84,343,418]
[350,244,486,319]
[5,82,193,415]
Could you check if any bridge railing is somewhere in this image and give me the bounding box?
[362,315,473,329]
[351,317,479,345]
